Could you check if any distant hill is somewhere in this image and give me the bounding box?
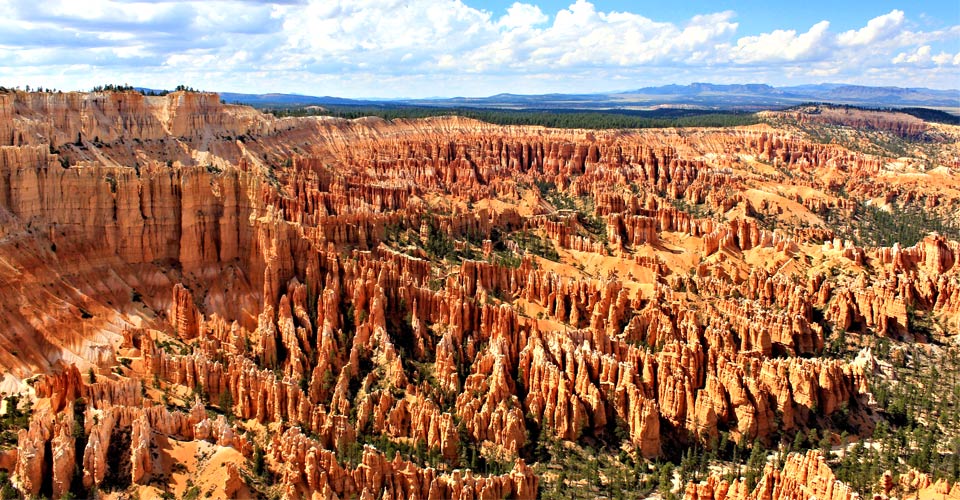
[780,84,959,106]
[613,83,958,109]
[626,83,793,97]
[131,88,377,107]
[404,83,960,111]
[154,83,958,113]
[218,93,373,107]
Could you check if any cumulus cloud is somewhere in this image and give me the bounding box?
[441,2,737,72]
[893,45,933,65]
[0,0,957,96]
[498,2,548,30]
[838,10,904,46]
[726,20,831,63]
[894,46,960,67]
[930,51,955,66]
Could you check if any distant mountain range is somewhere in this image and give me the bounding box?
[618,83,959,108]
[218,92,369,107]
[205,83,959,111]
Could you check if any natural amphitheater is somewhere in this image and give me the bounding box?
[0,87,957,499]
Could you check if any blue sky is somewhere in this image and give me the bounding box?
[0,0,957,98]
[476,1,959,35]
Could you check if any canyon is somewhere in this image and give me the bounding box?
[0,90,958,499]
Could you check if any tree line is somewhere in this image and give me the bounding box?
[267,105,760,129]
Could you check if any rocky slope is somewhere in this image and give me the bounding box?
[0,89,958,499]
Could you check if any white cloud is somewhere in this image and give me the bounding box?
[931,52,953,65]
[838,10,904,46]
[498,2,547,30]
[452,2,737,71]
[893,45,932,65]
[282,0,495,58]
[727,20,831,63]
[894,46,960,67]
[0,0,957,96]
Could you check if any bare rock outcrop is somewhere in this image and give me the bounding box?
[684,450,857,500]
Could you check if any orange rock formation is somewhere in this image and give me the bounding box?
[0,89,957,498]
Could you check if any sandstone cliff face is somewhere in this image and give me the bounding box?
[2,93,958,499]
[0,90,269,147]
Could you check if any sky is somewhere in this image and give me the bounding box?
[0,0,958,98]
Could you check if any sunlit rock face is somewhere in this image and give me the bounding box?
[1,90,958,498]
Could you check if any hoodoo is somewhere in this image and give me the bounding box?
[0,89,958,499]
